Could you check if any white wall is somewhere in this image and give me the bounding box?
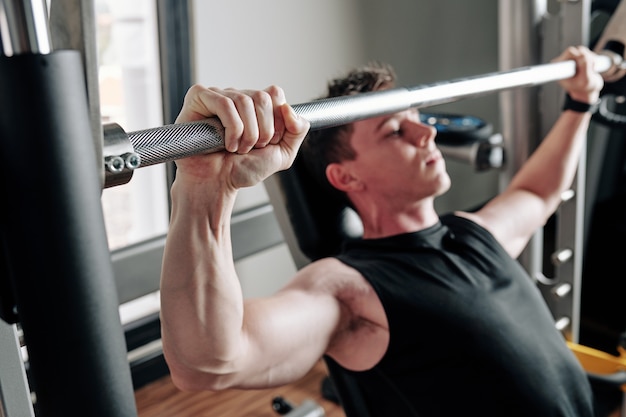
[190,0,367,103]
[190,0,501,295]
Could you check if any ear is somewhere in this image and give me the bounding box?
[326,162,363,192]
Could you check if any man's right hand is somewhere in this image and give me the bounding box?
[172,84,310,191]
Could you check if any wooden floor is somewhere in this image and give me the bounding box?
[135,360,346,417]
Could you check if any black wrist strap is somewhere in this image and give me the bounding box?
[562,94,600,114]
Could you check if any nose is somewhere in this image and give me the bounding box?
[407,120,437,147]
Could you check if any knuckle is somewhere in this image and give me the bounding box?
[188,84,205,95]
[265,84,284,99]
[232,92,255,109]
[184,84,207,102]
[214,93,236,109]
[250,90,272,108]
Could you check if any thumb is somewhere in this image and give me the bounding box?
[280,104,310,158]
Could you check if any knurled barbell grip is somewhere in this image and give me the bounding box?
[128,88,411,168]
[125,54,618,170]
[128,118,226,168]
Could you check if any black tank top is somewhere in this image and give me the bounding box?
[327,214,594,417]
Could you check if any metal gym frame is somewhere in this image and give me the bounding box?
[0,0,193,416]
[0,0,622,416]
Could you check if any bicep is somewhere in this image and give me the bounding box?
[236,273,345,388]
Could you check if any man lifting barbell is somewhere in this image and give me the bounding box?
[159,45,613,416]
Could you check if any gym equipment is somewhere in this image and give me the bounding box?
[2,1,626,417]
[568,337,626,417]
[420,112,504,171]
[568,340,626,390]
[102,50,624,188]
[591,0,626,128]
[272,396,326,417]
[0,1,138,417]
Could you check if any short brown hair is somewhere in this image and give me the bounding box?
[300,62,397,208]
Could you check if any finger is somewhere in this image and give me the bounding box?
[176,86,247,153]
[244,88,277,150]
[572,47,598,83]
[551,45,578,63]
[220,88,262,153]
[562,46,604,102]
[264,85,287,146]
[278,103,310,168]
[175,84,230,123]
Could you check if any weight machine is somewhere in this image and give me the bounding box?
[1,1,626,416]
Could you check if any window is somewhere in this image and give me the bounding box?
[96,0,169,251]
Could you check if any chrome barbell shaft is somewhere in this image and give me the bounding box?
[123,54,616,171]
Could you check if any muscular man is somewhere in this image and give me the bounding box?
[160,46,604,416]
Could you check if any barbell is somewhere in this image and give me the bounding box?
[103,50,626,188]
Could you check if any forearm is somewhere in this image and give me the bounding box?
[508,109,591,212]
[510,45,602,210]
[160,178,246,379]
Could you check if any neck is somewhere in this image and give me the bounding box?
[358,198,440,239]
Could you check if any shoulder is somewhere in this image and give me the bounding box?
[294,258,389,371]
[290,257,374,299]
[454,190,543,258]
[449,211,489,233]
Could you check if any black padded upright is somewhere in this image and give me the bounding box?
[0,51,137,417]
[274,153,363,262]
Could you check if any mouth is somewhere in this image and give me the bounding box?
[425,150,442,166]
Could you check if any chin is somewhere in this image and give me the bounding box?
[436,174,452,195]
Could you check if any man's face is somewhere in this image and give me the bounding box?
[341,108,451,206]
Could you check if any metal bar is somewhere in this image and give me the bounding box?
[127,54,616,169]
[0,0,50,56]
[49,0,104,188]
[0,322,34,417]
[548,0,592,346]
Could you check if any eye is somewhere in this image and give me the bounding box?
[385,129,403,138]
